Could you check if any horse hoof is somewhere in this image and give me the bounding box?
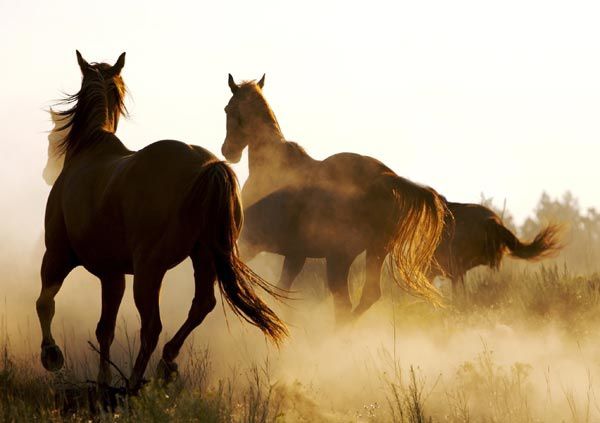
[156,358,179,382]
[41,344,64,372]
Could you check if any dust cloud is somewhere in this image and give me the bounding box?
[1,116,599,421]
[3,235,600,421]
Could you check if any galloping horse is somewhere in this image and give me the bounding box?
[221,75,447,322]
[431,201,561,292]
[36,52,287,391]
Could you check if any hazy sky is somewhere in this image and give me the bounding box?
[1,0,599,246]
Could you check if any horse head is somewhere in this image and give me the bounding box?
[222,73,281,163]
[54,51,128,159]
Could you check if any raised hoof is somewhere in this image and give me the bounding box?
[41,344,64,372]
[156,358,179,383]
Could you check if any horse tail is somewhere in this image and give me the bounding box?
[387,175,447,305]
[497,222,562,261]
[191,160,288,345]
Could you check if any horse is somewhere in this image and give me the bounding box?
[430,201,562,292]
[221,75,448,323]
[36,52,287,392]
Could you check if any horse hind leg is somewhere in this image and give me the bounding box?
[95,274,126,386]
[451,273,467,299]
[129,265,166,392]
[353,248,385,317]
[159,248,217,382]
[36,250,76,372]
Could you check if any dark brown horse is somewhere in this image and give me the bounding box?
[36,52,287,391]
[221,75,447,322]
[430,201,561,292]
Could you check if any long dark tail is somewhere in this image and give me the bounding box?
[497,223,562,261]
[387,175,447,305]
[191,160,288,345]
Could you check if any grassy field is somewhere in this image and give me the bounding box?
[2,255,600,422]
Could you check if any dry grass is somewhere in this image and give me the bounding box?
[4,263,600,422]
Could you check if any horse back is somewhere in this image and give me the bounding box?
[320,152,392,181]
[57,140,218,272]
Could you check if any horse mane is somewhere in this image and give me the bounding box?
[282,141,312,163]
[236,80,285,137]
[55,63,127,156]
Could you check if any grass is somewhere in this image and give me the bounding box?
[3,263,600,422]
[0,343,285,422]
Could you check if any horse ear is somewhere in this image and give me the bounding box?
[228,74,238,94]
[76,50,90,73]
[111,52,126,75]
[257,74,265,89]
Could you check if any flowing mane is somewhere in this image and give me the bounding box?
[55,62,127,156]
[283,141,312,163]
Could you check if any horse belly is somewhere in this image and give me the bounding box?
[301,220,368,258]
[68,219,134,275]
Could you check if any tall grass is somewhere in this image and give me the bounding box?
[3,261,600,421]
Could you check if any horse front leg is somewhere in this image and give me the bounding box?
[36,249,76,372]
[159,249,217,382]
[129,267,165,392]
[278,255,306,291]
[326,255,353,327]
[96,274,126,386]
[354,248,384,316]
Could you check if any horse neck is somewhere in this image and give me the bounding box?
[64,131,129,164]
[247,125,286,174]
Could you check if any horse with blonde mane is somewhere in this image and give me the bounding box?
[221,75,447,322]
[37,52,287,392]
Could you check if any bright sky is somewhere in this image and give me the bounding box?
[1,0,599,246]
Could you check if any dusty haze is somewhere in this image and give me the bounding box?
[2,0,600,421]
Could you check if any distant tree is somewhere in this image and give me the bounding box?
[520,191,600,273]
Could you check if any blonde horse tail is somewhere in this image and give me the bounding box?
[387,175,447,306]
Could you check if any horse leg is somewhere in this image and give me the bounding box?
[354,248,385,316]
[96,274,126,385]
[129,267,165,391]
[159,249,216,382]
[238,239,260,262]
[451,274,466,298]
[36,250,75,371]
[278,255,306,290]
[326,255,353,327]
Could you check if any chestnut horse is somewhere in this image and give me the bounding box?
[431,201,561,292]
[36,52,286,391]
[221,75,447,322]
